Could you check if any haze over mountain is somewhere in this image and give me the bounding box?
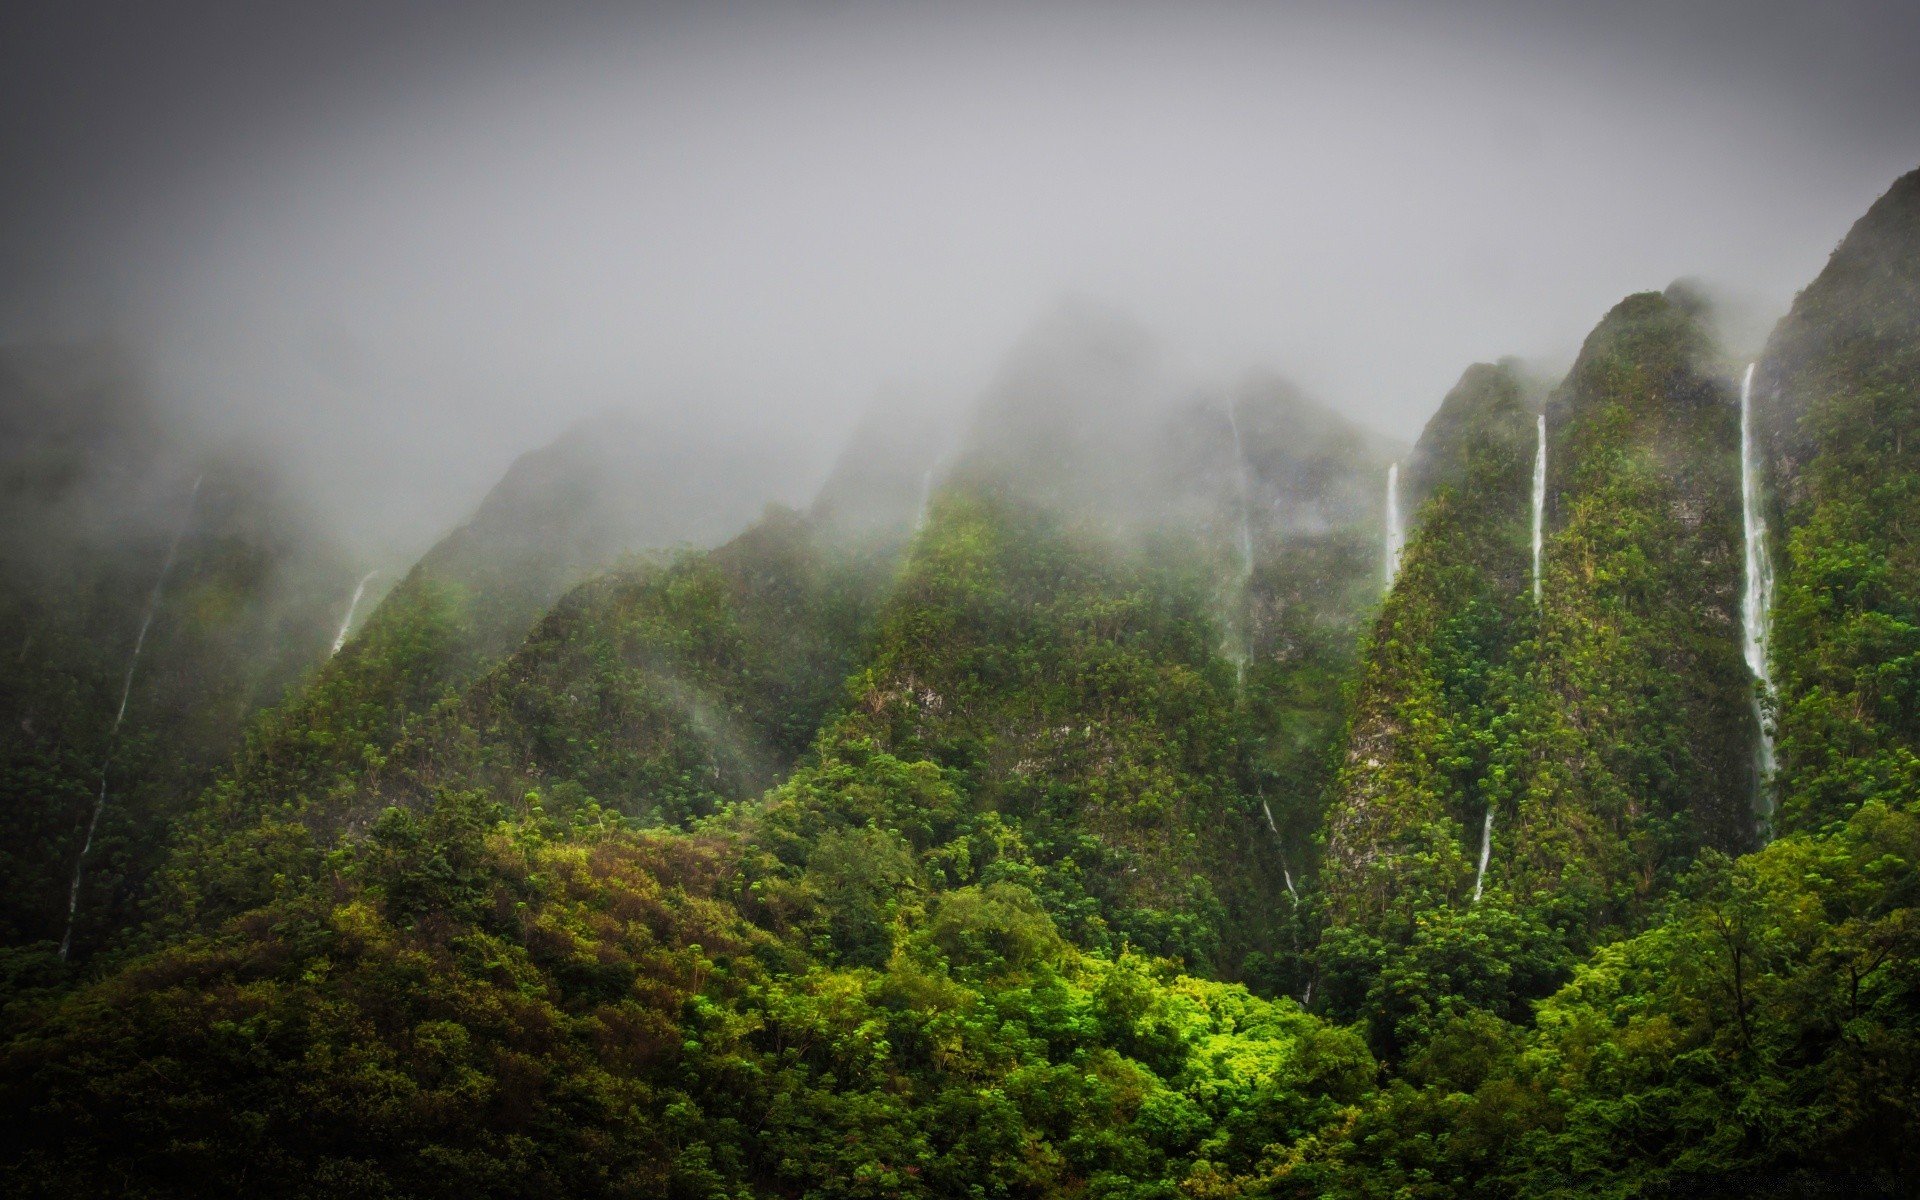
[4,5,1920,1198]
[3,1,1918,561]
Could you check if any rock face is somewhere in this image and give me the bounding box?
[0,345,355,954]
[1756,167,1920,833]
[1511,287,1756,921]
[1320,361,1536,930]
[390,409,812,677]
[1323,288,1758,948]
[195,410,814,815]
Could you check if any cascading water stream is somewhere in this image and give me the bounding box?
[1384,463,1404,589]
[1739,363,1777,801]
[1471,807,1494,902]
[60,475,201,961]
[1261,800,1300,905]
[1532,414,1547,604]
[1226,401,1255,580]
[1223,400,1258,686]
[914,466,935,532]
[330,571,379,655]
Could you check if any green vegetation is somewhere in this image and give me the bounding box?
[2,790,1377,1198]
[1321,362,1536,933]
[0,348,355,955]
[753,484,1284,975]
[5,175,1920,1196]
[1761,168,1920,836]
[1505,287,1756,922]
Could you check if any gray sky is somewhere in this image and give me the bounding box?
[3,0,1918,558]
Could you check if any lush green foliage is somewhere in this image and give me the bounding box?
[7,175,1920,1197]
[3,790,1376,1198]
[754,486,1286,975]
[1763,168,1920,836]
[1322,362,1537,933]
[0,354,355,954]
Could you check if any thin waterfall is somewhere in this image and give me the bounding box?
[1531,414,1547,604]
[330,570,379,655]
[914,466,935,532]
[1383,462,1404,589]
[1739,363,1777,795]
[1224,401,1257,686]
[1261,800,1300,905]
[60,475,201,961]
[1226,401,1255,579]
[1471,807,1494,902]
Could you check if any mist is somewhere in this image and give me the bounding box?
[3,0,1918,562]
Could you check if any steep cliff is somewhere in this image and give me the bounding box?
[1755,167,1920,833]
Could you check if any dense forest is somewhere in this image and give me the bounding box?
[1,170,1916,1198]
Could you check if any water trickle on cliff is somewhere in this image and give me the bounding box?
[1383,463,1404,590]
[1739,363,1777,813]
[1226,401,1254,579]
[914,466,935,533]
[1532,415,1547,604]
[330,571,379,656]
[1262,800,1300,905]
[60,474,202,961]
[1471,806,1494,903]
[1224,400,1258,685]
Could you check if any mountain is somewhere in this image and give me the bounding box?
[1754,166,1920,834]
[0,344,356,956]
[356,408,815,675]
[6,174,1920,1198]
[158,410,823,921]
[1514,284,1757,908]
[1320,362,1537,932]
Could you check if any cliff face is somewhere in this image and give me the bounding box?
[175,413,817,856]
[408,507,891,831]
[1324,287,1757,954]
[0,346,354,955]
[1756,168,1920,833]
[1505,288,1755,925]
[1320,362,1536,931]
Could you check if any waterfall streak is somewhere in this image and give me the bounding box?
[330,571,379,655]
[1226,401,1254,578]
[1261,801,1299,905]
[914,467,935,532]
[1384,462,1403,589]
[59,475,200,961]
[1472,807,1494,902]
[1531,415,1547,604]
[1739,363,1778,788]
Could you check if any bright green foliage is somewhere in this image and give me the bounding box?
[157,509,890,937]
[1760,167,1920,834]
[1,792,1375,1199]
[754,485,1286,975]
[1322,363,1537,932]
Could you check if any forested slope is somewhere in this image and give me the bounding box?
[3,174,1919,1199]
[1757,166,1920,835]
[0,346,357,957]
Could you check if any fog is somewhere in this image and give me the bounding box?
[3,0,1917,562]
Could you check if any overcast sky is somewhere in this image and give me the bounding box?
[3,0,1918,557]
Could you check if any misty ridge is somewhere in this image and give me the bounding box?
[4,4,1920,1198]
